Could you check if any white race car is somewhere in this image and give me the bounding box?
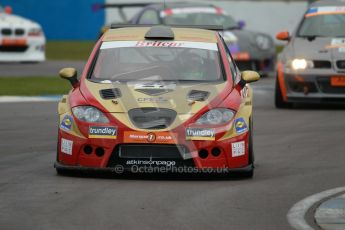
[0,5,45,62]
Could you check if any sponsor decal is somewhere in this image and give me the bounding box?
[136,41,183,47]
[232,52,250,61]
[137,97,168,103]
[306,6,345,17]
[231,141,245,157]
[89,126,117,139]
[325,38,345,49]
[186,128,215,141]
[2,38,27,46]
[101,41,218,51]
[124,131,176,144]
[160,7,226,17]
[330,76,345,87]
[228,44,240,53]
[61,138,73,155]
[234,118,248,134]
[332,38,345,46]
[60,115,73,131]
[222,31,238,43]
[126,159,176,167]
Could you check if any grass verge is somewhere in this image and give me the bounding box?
[0,77,71,96]
[46,41,95,60]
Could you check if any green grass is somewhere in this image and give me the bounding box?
[46,41,95,60]
[276,45,284,54]
[0,77,71,96]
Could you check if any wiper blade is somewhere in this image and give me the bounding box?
[299,35,324,41]
[225,26,240,30]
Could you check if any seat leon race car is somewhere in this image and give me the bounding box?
[275,0,345,107]
[55,25,260,177]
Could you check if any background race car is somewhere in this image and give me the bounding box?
[0,4,45,62]
[55,25,260,177]
[94,2,276,77]
[275,0,345,107]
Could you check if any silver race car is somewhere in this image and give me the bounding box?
[275,0,345,107]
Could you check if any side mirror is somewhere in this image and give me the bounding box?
[237,20,246,29]
[59,68,79,88]
[241,71,260,83]
[276,31,290,41]
[4,6,12,14]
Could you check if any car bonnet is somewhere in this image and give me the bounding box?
[290,37,345,60]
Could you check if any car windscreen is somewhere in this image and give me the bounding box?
[298,7,345,37]
[161,8,237,29]
[90,41,225,83]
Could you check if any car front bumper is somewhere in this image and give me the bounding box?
[57,126,251,172]
[0,37,46,62]
[282,73,345,104]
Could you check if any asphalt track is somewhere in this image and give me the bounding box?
[0,77,345,230]
[0,61,85,77]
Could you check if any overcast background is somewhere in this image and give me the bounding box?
[105,0,309,41]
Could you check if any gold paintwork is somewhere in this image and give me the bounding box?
[58,95,85,139]
[59,68,77,79]
[219,85,253,140]
[103,27,218,43]
[85,80,228,131]
[242,71,260,83]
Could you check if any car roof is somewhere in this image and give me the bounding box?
[311,0,345,7]
[102,26,218,43]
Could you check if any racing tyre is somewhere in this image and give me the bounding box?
[56,167,70,176]
[242,118,254,178]
[55,130,70,176]
[275,77,293,108]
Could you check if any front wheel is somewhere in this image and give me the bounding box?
[275,77,293,108]
[241,117,254,178]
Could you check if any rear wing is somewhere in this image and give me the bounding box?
[92,3,151,22]
[110,24,224,31]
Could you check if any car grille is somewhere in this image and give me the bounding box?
[107,144,194,168]
[288,81,318,93]
[317,78,345,94]
[1,28,12,36]
[128,108,176,130]
[1,28,25,36]
[0,46,28,52]
[15,29,25,36]
[313,60,332,69]
[336,60,345,70]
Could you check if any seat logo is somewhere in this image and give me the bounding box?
[147,133,156,142]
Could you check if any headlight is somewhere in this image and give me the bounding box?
[256,35,271,50]
[289,59,313,70]
[28,28,43,37]
[72,106,109,123]
[196,109,235,125]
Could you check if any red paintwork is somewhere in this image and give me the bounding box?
[277,61,288,101]
[58,32,250,170]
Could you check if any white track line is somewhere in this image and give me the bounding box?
[0,96,61,103]
[287,187,345,230]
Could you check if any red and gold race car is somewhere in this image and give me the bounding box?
[55,25,260,177]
